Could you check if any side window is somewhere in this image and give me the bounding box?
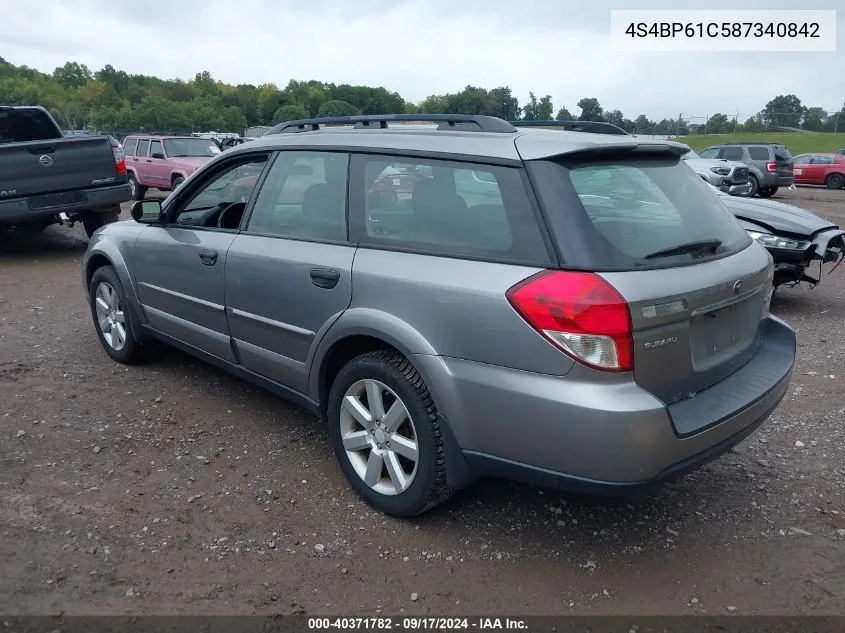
[698,148,719,159]
[246,151,349,242]
[720,146,744,161]
[149,140,164,159]
[812,156,833,165]
[171,156,268,229]
[355,155,550,264]
[136,139,150,158]
[123,138,138,157]
[747,146,770,161]
[792,155,811,165]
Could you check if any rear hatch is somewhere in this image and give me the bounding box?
[523,149,773,406]
[0,108,122,199]
[773,144,794,179]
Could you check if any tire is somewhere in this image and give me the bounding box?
[82,208,121,238]
[171,175,185,190]
[128,173,147,201]
[744,174,759,197]
[826,173,845,189]
[757,186,778,198]
[88,265,144,364]
[327,349,452,517]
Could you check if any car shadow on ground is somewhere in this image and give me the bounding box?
[0,226,88,258]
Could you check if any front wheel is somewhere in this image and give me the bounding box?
[327,350,452,517]
[826,173,845,189]
[757,186,778,198]
[742,174,759,197]
[82,209,121,238]
[171,175,185,191]
[89,265,144,364]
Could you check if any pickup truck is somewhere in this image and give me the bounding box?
[0,105,130,237]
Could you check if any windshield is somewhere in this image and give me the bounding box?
[528,155,751,270]
[163,138,220,158]
[682,150,701,160]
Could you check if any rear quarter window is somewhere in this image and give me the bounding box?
[527,155,751,271]
[123,138,138,156]
[774,146,792,161]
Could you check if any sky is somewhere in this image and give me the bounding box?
[2,0,843,122]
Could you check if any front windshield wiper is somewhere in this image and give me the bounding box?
[643,239,723,260]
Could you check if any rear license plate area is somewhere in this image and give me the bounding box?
[690,296,759,365]
[28,191,87,210]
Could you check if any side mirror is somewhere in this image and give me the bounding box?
[131,199,163,224]
[151,152,165,159]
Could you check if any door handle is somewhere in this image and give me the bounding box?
[146,159,152,163]
[198,249,218,266]
[310,268,340,289]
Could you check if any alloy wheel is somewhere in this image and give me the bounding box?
[339,379,419,496]
[94,282,127,351]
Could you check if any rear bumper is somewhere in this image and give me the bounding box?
[420,315,795,492]
[0,184,130,224]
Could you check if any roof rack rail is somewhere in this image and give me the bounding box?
[266,114,517,135]
[509,120,629,136]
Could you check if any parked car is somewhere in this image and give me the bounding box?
[82,114,795,517]
[711,183,844,287]
[219,136,257,151]
[0,105,129,236]
[698,143,794,198]
[122,134,221,200]
[681,149,752,196]
[790,153,845,189]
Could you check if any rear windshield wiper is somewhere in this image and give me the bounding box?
[643,239,722,260]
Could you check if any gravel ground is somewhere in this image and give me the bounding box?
[1,187,843,616]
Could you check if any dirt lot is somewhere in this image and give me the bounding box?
[1,187,844,617]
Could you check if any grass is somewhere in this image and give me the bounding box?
[679,133,845,155]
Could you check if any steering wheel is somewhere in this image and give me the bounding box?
[217,202,246,229]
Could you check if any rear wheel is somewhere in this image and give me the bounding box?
[327,350,452,517]
[757,186,778,198]
[88,265,144,364]
[826,173,845,189]
[82,208,121,238]
[171,175,185,190]
[128,173,147,201]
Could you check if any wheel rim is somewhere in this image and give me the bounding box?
[94,282,127,351]
[129,177,136,198]
[339,379,419,496]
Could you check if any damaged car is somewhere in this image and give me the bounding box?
[714,186,844,288]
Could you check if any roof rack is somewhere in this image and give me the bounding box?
[509,120,629,136]
[266,114,517,135]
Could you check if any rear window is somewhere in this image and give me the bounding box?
[528,156,751,271]
[0,108,62,144]
[774,146,792,162]
[747,146,770,160]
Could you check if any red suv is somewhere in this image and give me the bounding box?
[122,135,221,200]
[791,153,845,189]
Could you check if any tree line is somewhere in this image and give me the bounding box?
[1,57,843,137]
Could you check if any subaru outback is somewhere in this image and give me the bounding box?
[82,114,796,517]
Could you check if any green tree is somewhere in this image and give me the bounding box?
[555,106,573,120]
[536,95,554,120]
[272,104,309,124]
[488,87,520,120]
[802,107,827,131]
[577,97,603,121]
[52,61,92,89]
[633,114,654,133]
[763,94,804,127]
[521,92,540,120]
[318,99,360,117]
[705,113,730,134]
[419,94,449,113]
[603,109,624,127]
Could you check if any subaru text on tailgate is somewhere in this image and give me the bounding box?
[0,105,129,236]
[81,114,796,516]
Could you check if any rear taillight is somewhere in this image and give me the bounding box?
[110,139,126,175]
[506,270,633,372]
[766,162,777,173]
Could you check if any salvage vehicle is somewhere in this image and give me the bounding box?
[122,134,221,200]
[0,105,130,237]
[82,114,796,517]
[699,143,794,198]
[714,185,844,287]
[681,149,752,196]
